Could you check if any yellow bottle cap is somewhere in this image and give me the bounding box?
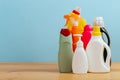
[92,26,101,36]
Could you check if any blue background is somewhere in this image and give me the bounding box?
[0,0,119,62]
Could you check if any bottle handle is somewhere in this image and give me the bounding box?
[103,43,111,68]
[100,27,110,46]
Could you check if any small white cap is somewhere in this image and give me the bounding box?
[77,39,83,47]
[94,17,104,27]
[95,17,103,21]
[73,34,83,47]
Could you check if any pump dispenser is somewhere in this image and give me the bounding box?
[86,26,111,73]
[72,34,88,74]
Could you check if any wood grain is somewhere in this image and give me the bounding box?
[0,62,119,80]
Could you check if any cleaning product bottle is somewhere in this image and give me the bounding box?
[64,8,86,32]
[64,8,86,52]
[81,24,92,50]
[72,34,88,74]
[94,17,111,66]
[86,26,111,73]
[58,28,73,73]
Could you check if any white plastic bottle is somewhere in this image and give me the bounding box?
[72,34,88,74]
[86,26,111,73]
[94,17,111,66]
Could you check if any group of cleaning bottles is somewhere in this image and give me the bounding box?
[58,7,111,74]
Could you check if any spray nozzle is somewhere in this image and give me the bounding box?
[72,7,81,15]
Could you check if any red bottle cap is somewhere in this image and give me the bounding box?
[60,29,70,37]
[72,8,80,15]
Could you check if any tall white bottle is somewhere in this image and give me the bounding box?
[86,26,111,73]
[94,17,111,66]
[72,34,88,74]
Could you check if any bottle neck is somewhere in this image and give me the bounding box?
[70,18,78,26]
[91,36,103,40]
[73,21,78,26]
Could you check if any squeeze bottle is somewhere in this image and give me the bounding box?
[58,28,73,73]
[86,26,111,73]
[94,17,111,66]
[72,34,88,74]
[81,24,92,50]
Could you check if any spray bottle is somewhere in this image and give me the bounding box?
[64,8,86,52]
[72,34,88,74]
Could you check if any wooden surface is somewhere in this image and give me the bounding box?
[0,62,119,80]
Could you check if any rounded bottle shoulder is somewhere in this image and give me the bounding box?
[88,38,104,48]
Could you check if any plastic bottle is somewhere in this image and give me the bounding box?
[64,8,86,52]
[86,26,111,73]
[64,8,86,32]
[72,34,88,74]
[71,26,81,52]
[81,24,92,50]
[58,28,73,73]
[94,17,111,66]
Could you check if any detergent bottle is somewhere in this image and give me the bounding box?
[64,8,86,52]
[72,34,88,74]
[81,24,92,50]
[58,28,73,73]
[94,17,111,66]
[86,26,111,73]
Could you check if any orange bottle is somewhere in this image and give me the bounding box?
[71,26,81,52]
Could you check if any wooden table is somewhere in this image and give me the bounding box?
[0,62,119,80]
